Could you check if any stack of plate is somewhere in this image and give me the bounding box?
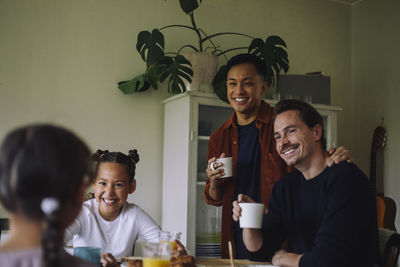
[196,232,221,258]
[196,243,221,258]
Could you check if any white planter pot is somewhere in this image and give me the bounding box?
[181,52,218,93]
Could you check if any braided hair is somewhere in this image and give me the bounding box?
[0,124,93,267]
[92,149,139,183]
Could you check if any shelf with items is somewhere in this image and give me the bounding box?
[195,182,222,258]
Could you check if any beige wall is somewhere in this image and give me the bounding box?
[0,0,355,223]
[352,0,400,229]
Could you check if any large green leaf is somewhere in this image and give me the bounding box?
[146,62,171,90]
[212,65,229,103]
[118,74,150,94]
[136,29,165,66]
[248,36,289,86]
[166,55,193,94]
[179,0,201,14]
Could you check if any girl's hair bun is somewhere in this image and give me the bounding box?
[92,149,109,161]
[128,149,139,164]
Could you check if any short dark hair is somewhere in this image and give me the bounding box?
[226,53,267,81]
[274,99,326,150]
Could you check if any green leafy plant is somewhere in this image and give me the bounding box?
[118,0,289,102]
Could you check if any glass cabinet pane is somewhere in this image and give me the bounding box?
[198,105,233,137]
[197,104,233,181]
[196,184,221,258]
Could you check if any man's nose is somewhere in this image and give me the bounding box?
[280,135,290,145]
[236,84,246,93]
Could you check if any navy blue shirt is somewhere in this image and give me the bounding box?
[234,121,262,259]
[248,162,381,267]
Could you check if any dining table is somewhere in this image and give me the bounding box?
[196,258,276,267]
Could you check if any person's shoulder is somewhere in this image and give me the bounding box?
[328,161,367,178]
[124,201,138,210]
[256,101,274,122]
[121,202,143,216]
[326,161,369,188]
[0,247,42,267]
[81,199,97,214]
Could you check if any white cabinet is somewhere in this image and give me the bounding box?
[161,91,341,257]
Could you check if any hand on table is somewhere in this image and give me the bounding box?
[101,253,120,267]
[271,249,302,267]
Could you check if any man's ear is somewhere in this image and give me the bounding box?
[261,80,268,95]
[129,179,136,194]
[313,124,323,142]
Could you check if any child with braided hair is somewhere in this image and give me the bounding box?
[65,149,180,267]
[0,124,96,267]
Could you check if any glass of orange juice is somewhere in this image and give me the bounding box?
[158,231,181,252]
[142,242,172,267]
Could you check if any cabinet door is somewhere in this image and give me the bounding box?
[194,103,233,258]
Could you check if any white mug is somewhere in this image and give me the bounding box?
[210,157,233,178]
[238,203,264,229]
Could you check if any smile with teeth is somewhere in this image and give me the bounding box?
[233,97,248,102]
[103,198,118,205]
[281,144,299,155]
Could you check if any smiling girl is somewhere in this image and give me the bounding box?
[64,149,161,266]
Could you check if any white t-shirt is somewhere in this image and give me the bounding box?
[0,247,96,267]
[64,199,161,257]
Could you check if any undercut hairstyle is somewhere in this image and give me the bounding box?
[0,124,93,267]
[226,53,267,81]
[92,149,139,183]
[274,99,326,150]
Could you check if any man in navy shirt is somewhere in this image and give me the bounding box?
[233,100,380,267]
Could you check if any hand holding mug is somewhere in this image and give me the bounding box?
[232,194,254,222]
[233,194,264,229]
[206,153,232,180]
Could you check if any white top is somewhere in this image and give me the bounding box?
[64,199,161,257]
[0,247,96,267]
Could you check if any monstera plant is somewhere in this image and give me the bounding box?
[118,0,289,103]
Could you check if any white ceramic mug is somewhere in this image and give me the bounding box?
[210,157,233,178]
[238,203,264,229]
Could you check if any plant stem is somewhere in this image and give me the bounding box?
[201,32,255,44]
[216,47,248,57]
[177,44,200,54]
[198,28,225,59]
[160,24,196,31]
[189,11,203,52]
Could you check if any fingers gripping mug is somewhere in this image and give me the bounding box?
[210,157,233,178]
[238,203,264,229]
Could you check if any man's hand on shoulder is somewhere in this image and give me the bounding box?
[326,146,353,167]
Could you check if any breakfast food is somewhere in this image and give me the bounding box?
[120,257,143,267]
[120,255,196,267]
[170,255,196,267]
